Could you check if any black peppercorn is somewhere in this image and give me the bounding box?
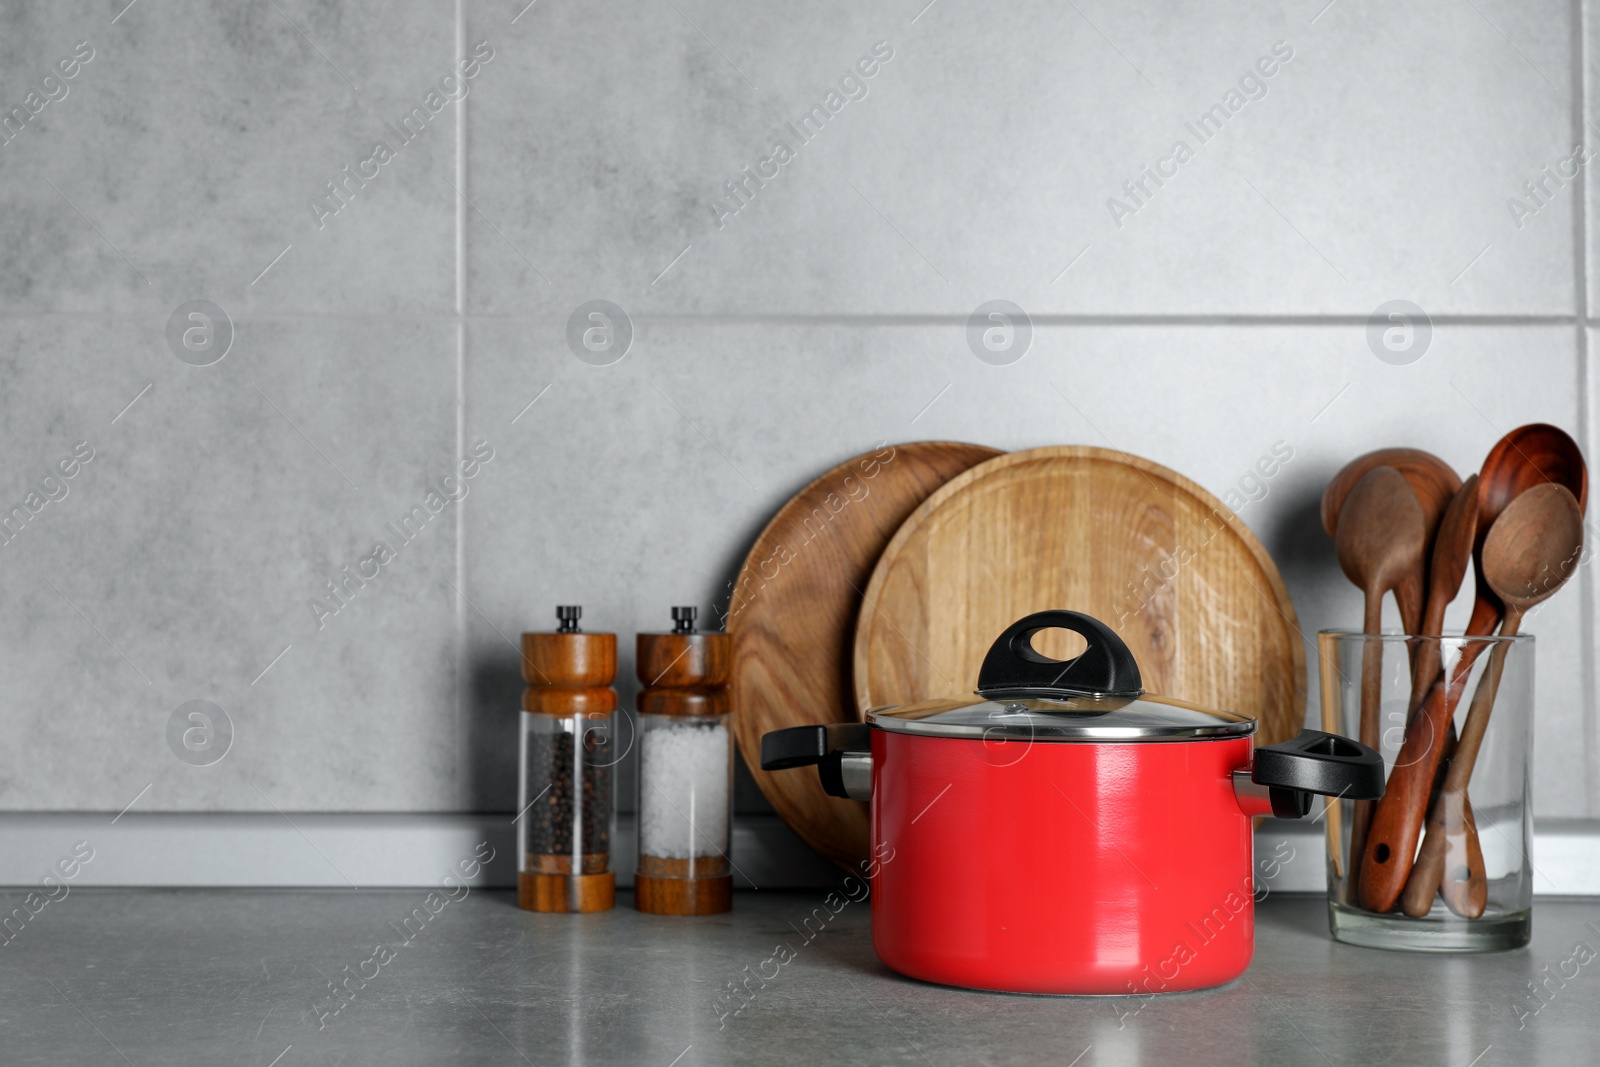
[526,718,611,873]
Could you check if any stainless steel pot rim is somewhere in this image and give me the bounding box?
[865,693,1259,741]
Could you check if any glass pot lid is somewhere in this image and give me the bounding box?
[866,692,1256,741]
[865,610,1256,742]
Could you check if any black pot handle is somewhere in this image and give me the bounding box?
[976,610,1143,698]
[760,724,871,799]
[1252,729,1385,817]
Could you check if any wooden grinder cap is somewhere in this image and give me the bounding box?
[521,605,617,715]
[636,606,730,717]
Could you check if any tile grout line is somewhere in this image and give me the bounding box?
[455,0,471,809]
[0,311,1591,326]
[1577,0,1599,819]
[1581,320,1595,821]
[456,0,467,320]
[1578,0,1590,330]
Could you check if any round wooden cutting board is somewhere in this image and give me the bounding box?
[853,446,1305,748]
[729,442,1002,872]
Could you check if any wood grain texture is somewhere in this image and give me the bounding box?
[634,872,733,915]
[636,630,730,716]
[637,631,730,688]
[518,871,615,913]
[521,630,618,714]
[853,447,1305,747]
[522,631,616,685]
[728,442,1003,872]
[634,855,733,915]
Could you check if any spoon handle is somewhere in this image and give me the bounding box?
[1347,594,1386,888]
[1394,573,1424,636]
[1407,620,1444,716]
[1398,721,1454,916]
[1395,575,1425,686]
[1441,794,1489,919]
[1357,642,1485,912]
[1400,769,1484,918]
[1434,619,1520,917]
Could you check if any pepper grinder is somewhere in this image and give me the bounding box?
[635,606,734,915]
[519,605,617,913]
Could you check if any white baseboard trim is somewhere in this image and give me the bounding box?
[0,813,839,890]
[1225,818,1600,895]
[0,813,1596,893]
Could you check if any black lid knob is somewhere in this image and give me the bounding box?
[671,606,697,633]
[976,610,1143,698]
[556,605,582,633]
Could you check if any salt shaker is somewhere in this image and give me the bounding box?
[635,606,733,915]
[519,605,616,913]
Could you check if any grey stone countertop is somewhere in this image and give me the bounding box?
[3,888,1598,1066]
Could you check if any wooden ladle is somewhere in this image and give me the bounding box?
[1335,467,1428,883]
[1415,484,1584,918]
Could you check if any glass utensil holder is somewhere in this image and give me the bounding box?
[1319,630,1533,952]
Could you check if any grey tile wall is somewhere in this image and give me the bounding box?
[1,0,459,316]
[0,316,460,811]
[0,1,1594,821]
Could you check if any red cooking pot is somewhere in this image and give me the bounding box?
[761,610,1384,995]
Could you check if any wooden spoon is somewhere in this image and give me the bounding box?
[1398,730,1487,917]
[1323,448,1461,634]
[1365,427,1588,911]
[1361,629,1487,910]
[1432,425,1588,907]
[1322,451,1457,889]
[1322,447,1463,541]
[1423,485,1583,918]
[1358,471,1492,913]
[1390,477,1483,918]
[1406,475,1479,711]
[1463,424,1589,638]
[1335,467,1428,885]
[1478,424,1589,520]
[1358,426,1587,912]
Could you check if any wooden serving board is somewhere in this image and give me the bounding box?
[729,442,1002,871]
[853,446,1305,748]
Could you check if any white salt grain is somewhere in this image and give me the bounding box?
[640,721,730,859]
